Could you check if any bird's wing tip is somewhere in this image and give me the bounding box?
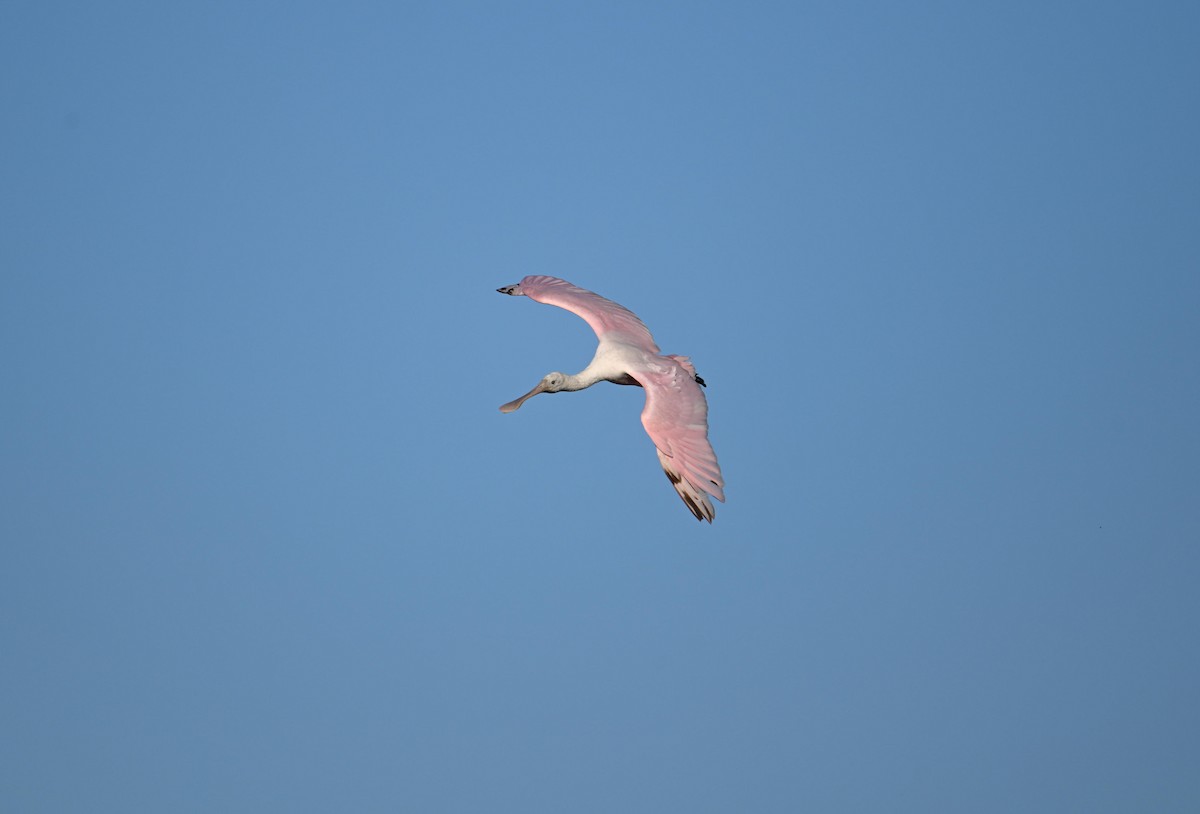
[658,450,718,523]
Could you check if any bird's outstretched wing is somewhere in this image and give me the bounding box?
[514,275,660,351]
[631,359,725,522]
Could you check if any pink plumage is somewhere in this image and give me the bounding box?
[497,276,725,522]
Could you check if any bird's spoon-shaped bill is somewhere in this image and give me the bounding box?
[499,380,546,413]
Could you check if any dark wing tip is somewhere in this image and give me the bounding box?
[663,468,715,522]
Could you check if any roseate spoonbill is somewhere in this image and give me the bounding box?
[497,276,725,522]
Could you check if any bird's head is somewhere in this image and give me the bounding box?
[499,372,567,413]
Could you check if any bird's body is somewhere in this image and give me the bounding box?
[497,275,725,522]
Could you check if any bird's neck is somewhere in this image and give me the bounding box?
[568,344,635,390]
[562,370,602,391]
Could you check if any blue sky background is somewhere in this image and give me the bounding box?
[3,2,1198,811]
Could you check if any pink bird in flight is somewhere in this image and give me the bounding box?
[497,276,725,522]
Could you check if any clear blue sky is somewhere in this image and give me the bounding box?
[3,2,1198,811]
